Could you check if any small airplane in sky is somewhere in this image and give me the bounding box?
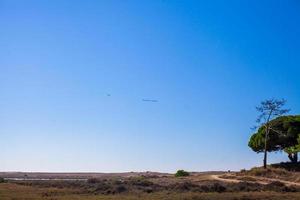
[142,99,158,103]
[104,93,158,102]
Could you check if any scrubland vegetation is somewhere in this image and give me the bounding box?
[1,182,300,200]
[236,164,300,183]
[1,168,300,200]
[1,181,300,200]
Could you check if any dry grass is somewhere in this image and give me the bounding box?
[12,175,300,194]
[238,167,300,183]
[2,169,300,200]
[1,183,300,200]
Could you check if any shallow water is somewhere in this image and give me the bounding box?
[4,178,88,181]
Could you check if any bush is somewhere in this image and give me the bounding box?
[129,177,153,187]
[114,185,127,193]
[271,162,300,172]
[87,178,101,184]
[237,176,257,182]
[242,166,289,178]
[175,170,190,177]
[172,182,193,191]
[0,177,5,183]
[212,183,226,193]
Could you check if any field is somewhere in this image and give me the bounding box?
[1,169,300,200]
[1,183,300,200]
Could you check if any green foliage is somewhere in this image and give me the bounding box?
[175,170,190,177]
[284,135,300,153]
[248,115,300,153]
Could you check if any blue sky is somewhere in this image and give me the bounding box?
[1,0,300,172]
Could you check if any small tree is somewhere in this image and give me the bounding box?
[253,98,289,169]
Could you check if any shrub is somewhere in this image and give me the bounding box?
[172,181,195,191]
[87,178,100,184]
[238,176,257,182]
[0,177,5,183]
[175,170,190,177]
[212,183,226,193]
[271,162,300,172]
[114,185,127,193]
[129,177,153,187]
[267,181,285,187]
[265,181,286,192]
[243,166,289,178]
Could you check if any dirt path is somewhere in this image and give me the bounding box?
[210,174,300,187]
[210,175,240,183]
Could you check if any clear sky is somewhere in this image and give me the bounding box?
[1,0,300,172]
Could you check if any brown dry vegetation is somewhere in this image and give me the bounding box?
[1,182,300,200]
[1,171,300,200]
[237,166,300,183]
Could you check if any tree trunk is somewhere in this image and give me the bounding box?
[288,153,298,163]
[288,153,293,162]
[263,127,269,169]
[263,149,267,169]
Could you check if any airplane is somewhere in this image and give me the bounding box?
[142,99,158,103]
